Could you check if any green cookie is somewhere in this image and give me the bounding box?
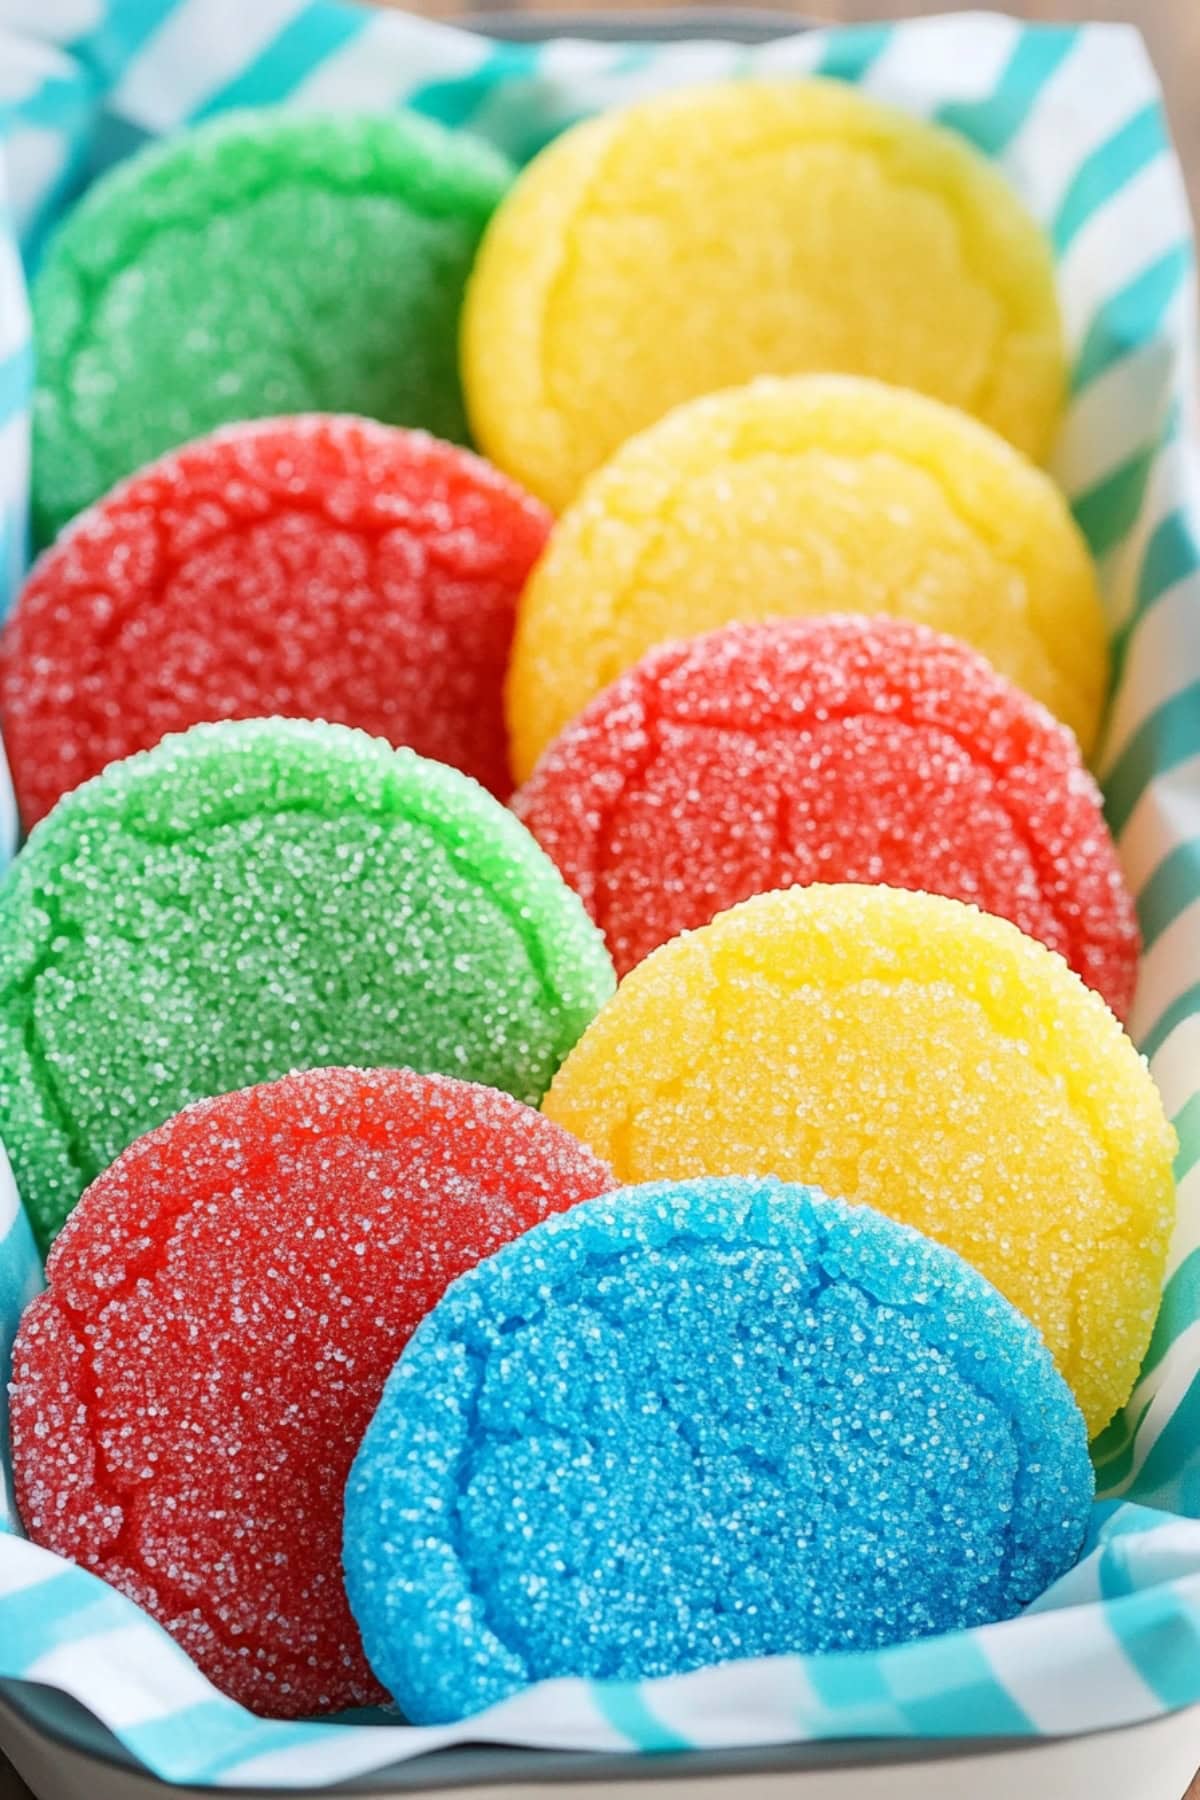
[0,719,614,1249]
[32,109,513,541]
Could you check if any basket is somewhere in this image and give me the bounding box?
[2,5,1200,1795]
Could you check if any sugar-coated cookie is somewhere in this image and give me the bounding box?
[10,1067,614,1715]
[506,375,1104,779]
[0,719,613,1247]
[4,417,549,825]
[515,616,1137,1016]
[464,80,1063,512]
[543,885,1176,1435]
[33,110,511,540]
[344,1176,1092,1723]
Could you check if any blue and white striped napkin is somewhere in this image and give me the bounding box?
[2,3,1200,1784]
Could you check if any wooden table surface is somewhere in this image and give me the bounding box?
[2,4,1198,1798]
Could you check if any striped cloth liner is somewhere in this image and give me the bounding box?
[1,2,1200,1783]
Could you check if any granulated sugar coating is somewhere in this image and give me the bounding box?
[0,718,614,1250]
[32,109,512,541]
[343,1177,1093,1724]
[505,375,1105,780]
[3,416,550,826]
[543,887,1177,1437]
[9,1067,615,1716]
[462,79,1064,513]
[514,616,1139,1017]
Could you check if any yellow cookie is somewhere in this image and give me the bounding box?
[463,78,1064,513]
[543,885,1176,1437]
[506,374,1105,780]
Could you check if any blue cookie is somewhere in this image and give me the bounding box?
[343,1177,1092,1723]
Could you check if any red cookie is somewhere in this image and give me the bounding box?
[9,1067,613,1717]
[1,416,550,826]
[514,616,1139,1019]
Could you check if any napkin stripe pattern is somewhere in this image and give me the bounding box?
[1,6,1200,1783]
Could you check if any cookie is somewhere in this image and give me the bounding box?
[0,718,613,1247]
[514,616,1138,1016]
[9,1067,614,1715]
[543,885,1176,1436]
[506,374,1105,779]
[5,416,550,825]
[32,109,512,540]
[344,1176,1092,1722]
[463,79,1063,511]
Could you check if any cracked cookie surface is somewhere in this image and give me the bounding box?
[4,416,549,827]
[32,109,512,541]
[506,375,1104,779]
[9,1066,614,1715]
[0,717,614,1248]
[515,615,1137,1014]
[463,79,1064,514]
[542,885,1176,1437]
[344,1177,1092,1724]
